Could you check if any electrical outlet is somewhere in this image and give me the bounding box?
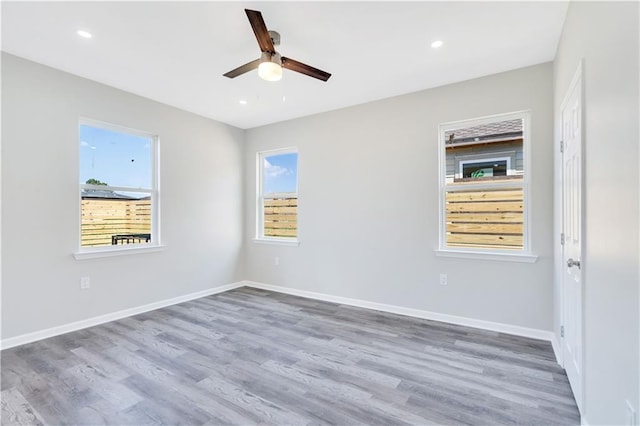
[80,276,91,290]
[626,400,637,426]
[274,257,280,266]
[439,273,448,286]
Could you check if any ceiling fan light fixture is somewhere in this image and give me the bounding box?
[223,10,330,82]
[258,52,282,81]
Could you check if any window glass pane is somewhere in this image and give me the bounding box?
[81,190,151,247]
[462,160,507,178]
[263,196,297,238]
[445,187,524,250]
[80,124,152,188]
[261,151,298,239]
[445,118,523,184]
[262,152,298,194]
[442,115,526,251]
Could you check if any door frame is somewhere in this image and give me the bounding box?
[558,59,585,413]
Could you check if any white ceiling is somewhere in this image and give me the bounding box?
[2,1,569,129]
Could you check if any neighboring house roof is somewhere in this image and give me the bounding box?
[445,119,523,146]
[81,189,138,200]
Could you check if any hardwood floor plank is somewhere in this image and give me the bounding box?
[1,287,580,425]
[294,350,402,388]
[197,375,308,425]
[65,363,143,410]
[1,388,46,426]
[213,359,360,425]
[69,347,131,382]
[120,373,214,424]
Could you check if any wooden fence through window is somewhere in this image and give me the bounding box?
[445,187,523,249]
[81,198,151,247]
[82,192,519,248]
[264,196,297,238]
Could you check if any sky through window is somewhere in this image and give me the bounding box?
[79,124,152,189]
[263,152,297,194]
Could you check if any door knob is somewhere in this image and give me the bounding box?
[567,258,581,269]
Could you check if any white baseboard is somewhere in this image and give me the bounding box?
[2,279,555,352]
[0,281,245,350]
[243,280,554,342]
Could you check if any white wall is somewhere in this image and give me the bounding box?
[244,63,555,331]
[1,53,245,340]
[553,2,639,424]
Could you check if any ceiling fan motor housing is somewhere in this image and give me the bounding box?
[268,30,280,47]
[261,51,282,66]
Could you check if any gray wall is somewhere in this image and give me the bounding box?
[244,63,554,331]
[1,53,245,340]
[553,2,639,424]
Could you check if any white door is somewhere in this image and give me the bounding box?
[562,66,583,413]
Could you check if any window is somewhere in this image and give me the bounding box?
[78,120,159,253]
[439,112,532,258]
[459,157,510,178]
[257,148,298,242]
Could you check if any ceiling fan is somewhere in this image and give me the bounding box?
[223,9,331,82]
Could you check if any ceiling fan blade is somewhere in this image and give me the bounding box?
[223,58,261,78]
[281,57,331,82]
[245,9,275,53]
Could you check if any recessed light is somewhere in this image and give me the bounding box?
[431,40,443,49]
[239,100,248,105]
[77,30,92,39]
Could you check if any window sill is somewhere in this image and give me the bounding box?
[434,249,538,263]
[74,244,166,260]
[253,238,299,247]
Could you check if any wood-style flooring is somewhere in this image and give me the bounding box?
[1,287,580,425]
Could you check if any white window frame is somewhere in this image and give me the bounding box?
[74,118,162,260]
[255,147,299,246]
[436,111,537,263]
